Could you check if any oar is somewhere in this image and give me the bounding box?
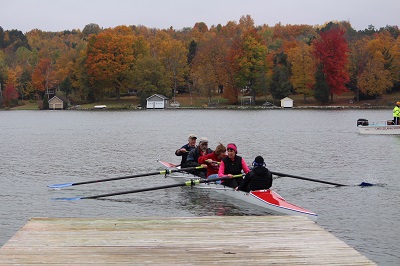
[47,166,205,189]
[270,171,373,187]
[53,174,243,201]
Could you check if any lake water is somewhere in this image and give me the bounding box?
[0,109,399,265]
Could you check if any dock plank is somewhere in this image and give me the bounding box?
[0,216,375,265]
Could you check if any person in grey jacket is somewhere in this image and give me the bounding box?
[184,137,213,178]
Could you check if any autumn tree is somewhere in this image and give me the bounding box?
[348,31,398,99]
[131,55,169,106]
[190,35,229,101]
[71,49,90,103]
[0,50,7,93]
[2,70,19,107]
[31,58,57,99]
[86,26,136,101]
[348,37,370,101]
[312,26,350,102]
[0,29,30,51]
[3,83,19,107]
[231,28,268,104]
[288,42,315,103]
[151,31,188,102]
[358,51,392,97]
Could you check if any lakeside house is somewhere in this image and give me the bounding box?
[146,94,169,109]
[281,97,294,108]
[48,96,68,110]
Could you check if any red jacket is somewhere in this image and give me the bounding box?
[198,152,221,177]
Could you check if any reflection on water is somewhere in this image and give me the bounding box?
[0,109,399,265]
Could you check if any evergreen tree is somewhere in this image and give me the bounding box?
[187,40,197,65]
[270,52,292,103]
[60,77,72,96]
[314,64,330,104]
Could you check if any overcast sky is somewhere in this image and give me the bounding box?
[2,0,399,33]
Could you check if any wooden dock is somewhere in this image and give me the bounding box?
[0,216,375,265]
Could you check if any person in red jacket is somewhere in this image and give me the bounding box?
[198,143,226,178]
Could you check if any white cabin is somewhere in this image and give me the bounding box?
[280,97,293,108]
[146,94,169,109]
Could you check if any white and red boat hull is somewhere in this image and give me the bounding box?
[195,182,318,222]
[158,161,318,221]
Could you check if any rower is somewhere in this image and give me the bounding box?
[236,156,273,192]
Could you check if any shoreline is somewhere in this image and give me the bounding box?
[3,105,393,111]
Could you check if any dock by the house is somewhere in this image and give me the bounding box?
[0,216,375,265]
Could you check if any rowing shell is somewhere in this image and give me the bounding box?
[158,161,318,222]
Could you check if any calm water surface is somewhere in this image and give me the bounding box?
[0,109,399,265]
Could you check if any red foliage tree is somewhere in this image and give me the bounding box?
[31,58,57,98]
[312,27,350,96]
[3,83,19,107]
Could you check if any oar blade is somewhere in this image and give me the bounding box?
[47,183,74,189]
[359,182,374,187]
[52,196,83,201]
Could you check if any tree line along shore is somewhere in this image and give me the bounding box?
[0,16,399,110]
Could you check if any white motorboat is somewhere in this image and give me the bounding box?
[357,118,400,135]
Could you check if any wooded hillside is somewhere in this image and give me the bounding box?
[0,16,399,108]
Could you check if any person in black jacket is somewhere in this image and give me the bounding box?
[237,156,272,192]
[175,134,197,166]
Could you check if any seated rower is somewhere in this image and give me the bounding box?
[198,143,226,179]
[218,143,250,188]
[175,134,197,166]
[236,156,272,192]
[185,137,213,178]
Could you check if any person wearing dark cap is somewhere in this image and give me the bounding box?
[175,134,197,166]
[236,156,273,192]
[218,143,250,188]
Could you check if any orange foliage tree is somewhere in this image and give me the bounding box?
[86,26,136,101]
[31,58,57,99]
[190,35,229,101]
[151,31,188,102]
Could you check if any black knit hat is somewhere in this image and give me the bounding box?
[253,156,265,167]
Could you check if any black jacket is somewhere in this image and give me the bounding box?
[238,166,272,192]
[175,144,196,165]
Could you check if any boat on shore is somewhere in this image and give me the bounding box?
[159,161,318,222]
[357,118,400,135]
